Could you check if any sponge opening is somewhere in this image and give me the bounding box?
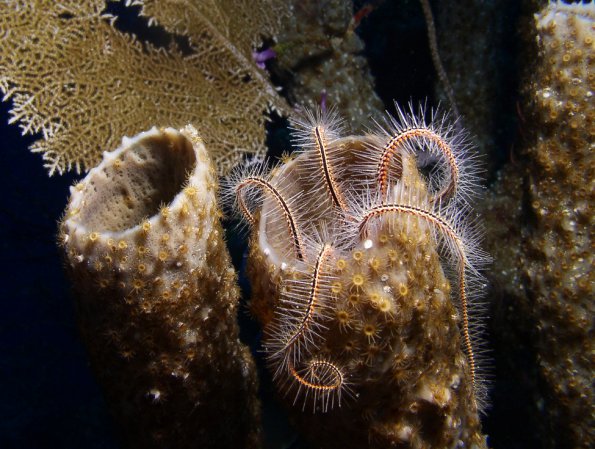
[77,130,196,232]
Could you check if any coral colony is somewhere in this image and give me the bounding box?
[227,104,489,448]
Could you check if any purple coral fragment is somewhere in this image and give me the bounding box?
[252,48,277,69]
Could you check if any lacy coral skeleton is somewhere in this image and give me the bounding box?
[0,0,288,175]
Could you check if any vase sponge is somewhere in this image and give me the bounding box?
[60,125,262,449]
[227,106,489,449]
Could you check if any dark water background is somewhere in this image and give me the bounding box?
[0,1,542,448]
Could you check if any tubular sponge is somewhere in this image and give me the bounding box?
[60,125,262,449]
[226,105,489,449]
[525,3,593,447]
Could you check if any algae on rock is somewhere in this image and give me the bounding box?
[273,0,385,131]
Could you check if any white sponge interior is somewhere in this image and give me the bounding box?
[78,132,196,232]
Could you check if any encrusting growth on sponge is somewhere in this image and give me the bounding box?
[228,104,490,449]
[60,125,262,449]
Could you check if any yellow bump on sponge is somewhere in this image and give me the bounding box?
[60,125,262,449]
